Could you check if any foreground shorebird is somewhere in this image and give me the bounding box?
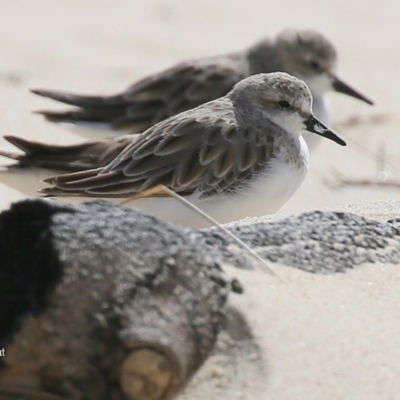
[38,73,346,228]
[31,29,372,149]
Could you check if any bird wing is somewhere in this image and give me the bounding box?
[42,98,274,198]
[123,55,248,116]
[31,54,248,132]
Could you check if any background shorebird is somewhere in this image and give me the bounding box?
[30,29,372,149]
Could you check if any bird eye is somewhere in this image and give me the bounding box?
[310,60,320,70]
[278,100,291,109]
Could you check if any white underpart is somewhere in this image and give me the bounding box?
[301,73,332,151]
[134,136,310,229]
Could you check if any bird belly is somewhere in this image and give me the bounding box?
[129,158,307,230]
[199,158,308,225]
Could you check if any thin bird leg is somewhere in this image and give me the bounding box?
[120,185,281,280]
[119,185,167,204]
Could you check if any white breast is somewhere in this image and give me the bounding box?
[199,139,309,223]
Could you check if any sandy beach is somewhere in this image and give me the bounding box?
[1,0,400,398]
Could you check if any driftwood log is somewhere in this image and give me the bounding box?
[2,199,397,399]
[0,200,243,400]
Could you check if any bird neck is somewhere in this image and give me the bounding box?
[311,93,330,126]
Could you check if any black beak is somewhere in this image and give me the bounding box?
[305,115,346,146]
[332,76,374,105]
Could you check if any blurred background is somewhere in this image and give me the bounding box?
[0,0,399,215]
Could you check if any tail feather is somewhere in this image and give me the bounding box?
[30,87,171,132]
[43,167,104,186]
[0,135,133,172]
[31,88,135,127]
[41,167,138,197]
[39,187,92,197]
[31,88,128,109]
[4,134,86,155]
[39,185,132,198]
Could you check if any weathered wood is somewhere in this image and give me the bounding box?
[120,348,176,400]
[0,200,239,400]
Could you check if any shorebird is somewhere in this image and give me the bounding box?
[31,29,372,149]
[38,72,346,228]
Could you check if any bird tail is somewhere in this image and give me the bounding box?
[0,135,132,172]
[31,88,127,109]
[30,88,159,131]
[40,167,111,197]
[31,88,131,127]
